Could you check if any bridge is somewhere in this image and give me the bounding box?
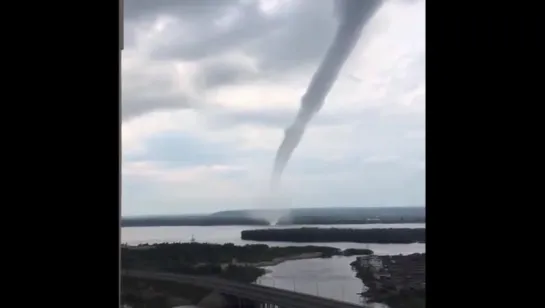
[123,270,365,308]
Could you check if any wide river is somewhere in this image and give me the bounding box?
[122,224,425,305]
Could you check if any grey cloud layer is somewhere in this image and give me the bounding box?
[122,0,340,120]
[121,0,425,214]
[122,0,424,124]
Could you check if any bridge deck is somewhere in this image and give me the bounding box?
[123,270,365,308]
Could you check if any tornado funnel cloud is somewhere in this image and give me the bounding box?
[271,0,384,187]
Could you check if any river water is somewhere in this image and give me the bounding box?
[122,224,425,306]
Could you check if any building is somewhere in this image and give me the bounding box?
[358,255,383,271]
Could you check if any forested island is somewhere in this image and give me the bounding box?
[241,228,426,244]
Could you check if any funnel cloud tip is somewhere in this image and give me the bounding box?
[270,0,384,188]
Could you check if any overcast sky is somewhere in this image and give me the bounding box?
[121,0,425,216]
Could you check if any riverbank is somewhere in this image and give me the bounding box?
[122,242,376,306]
[224,248,373,268]
[123,243,373,268]
[351,253,426,308]
[230,252,324,267]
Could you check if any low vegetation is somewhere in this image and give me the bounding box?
[122,242,343,266]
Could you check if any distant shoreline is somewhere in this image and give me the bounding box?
[122,206,425,227]
[121,220,426,228]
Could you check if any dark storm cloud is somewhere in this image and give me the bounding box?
[247,2,336,73]
[123,0,342,121]
[124,0,241,23]
[126,0,338,75]
[122,62,194,120]
[151,2,276,61]
[123,0,251,56]
[150,0,338,73]
[194,61,258,89]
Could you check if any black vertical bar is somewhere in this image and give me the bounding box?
[120,0,124,51]
[118,1,123,308]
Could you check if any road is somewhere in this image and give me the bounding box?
[123,270,365,308]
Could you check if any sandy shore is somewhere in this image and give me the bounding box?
[231,252,324,268]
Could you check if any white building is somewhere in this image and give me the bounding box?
[358,255,383,271]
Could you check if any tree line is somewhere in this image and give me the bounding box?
[241,228,426,244]
[276,216,425,225]
[121,243,340,273]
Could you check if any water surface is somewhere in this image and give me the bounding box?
[122,224,425,254]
